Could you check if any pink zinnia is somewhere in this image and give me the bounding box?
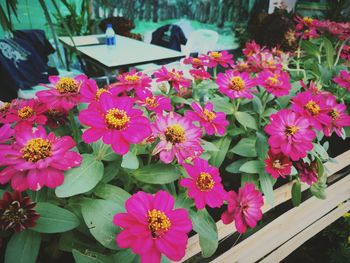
[79,93,151,155]
[189,69,211,80]
[154,66,192,92]
[136,90,172,115]
[44,107,68,129]
[4,99,47,129]
[265,109,316,161]
[257,69,291,97]
[80,78,118,103]
[323,95,350,137]
[221,183,263,234]
[185,102,229,135]
[113,69,152,95]
[216,70,257,99]
[265,150,292,179]
[0,101,12,122]
[37,75,88,111]
[183,56,206,69]
[0,126,82,191]
[200,51,233,68]
[113,190,192,263]
[152,113,202,164]
[296,160,318,185]
[0,124,14,144]
[180,158,227,209]
[333,70,350,91]
[243,41,262,57]
[291,91,332,131]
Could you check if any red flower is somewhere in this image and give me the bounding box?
[296,160,318,185]
[265,150,292,179]
[154,66,191,92]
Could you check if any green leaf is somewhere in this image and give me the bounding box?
[131,164,180,184]
[235,111,258,130]
[301,40,320,58]
[5,230,41,263]
[121,151,139,170]
[259,171,275,206]
[81,199,124,250]
[190,209,218,258]
[291,181,302,207]
[92,140,118,161]
[310,181,327,199]
[241,173,259,185]
[72,249,114,263]
[201,139,219,152]
[212,97,234,115]
[226,159,248,174]
[113,249,139,263]
[263,107,277,117]
[55,154,104,197]
[239,160,265,174]
[175,193,193,210]
[31,202,79,233]
[59,230,105,253]
[323,37,335,68]
[171,96,190,105]
[94,184,131,205]
[252,95,263,114]
[209,136,231,167]
[256,131,269,160]
[102,161,120,183]
[312,143,329,161]
[230,137,257,157]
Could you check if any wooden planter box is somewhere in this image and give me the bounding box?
[179,149,350,263]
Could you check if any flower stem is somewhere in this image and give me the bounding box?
[69,109,80,144]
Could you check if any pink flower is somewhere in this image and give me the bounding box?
[152,113,202,164]
[323,95,350,137]
[80,79,118,103]
[296,160,318,185]
[0,124,14,143]
[189,69,211,80]
[4,99,47,129]
[257,70,291,97]
[0,126,82,191]
[113,190,192,263]
[243,41,262,57]
[136,90,172,115]
[291,91,332,131]
[44,107,68,129]
[113,69,152,96]
[185,102,229,135]
[200,51,233,68]
[340,45,350,61]
[0,101,12,123]
[265,109,316,161]
[333,70,350,91]
[216,70,257,99]
[79,93,151,155]
[221,183,263,234]
[183,57,206,69]
[265,150,292,179]
[37,75,88,110]
[154,66,192,92]
[180,158,226,209]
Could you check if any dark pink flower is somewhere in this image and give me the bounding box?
[257,69,291,97]
[265,150,292,179]
[79,93,151,155]
[152,113,202,164]
[113,69,152,96]
[243,41,262,57]
[136,90,172,115]
[180,158,226,209]
[333,70,350,91]
[265,109,316,161]
[80,78,118,103]
[0,101,12,123]
[37,75,88,110]
[0,126,82,191]
[113,190,192,263]
[154,66,192,92]
[340,45,350,61]
[0,124,14,143]
[221,183,263,234]
[200,51,233,68]
[296,160,318,185]
[216,70,257,99]
[183,56,206,69]
[189,69,211,80]
[44,107,68,129]
[185,102,229,135]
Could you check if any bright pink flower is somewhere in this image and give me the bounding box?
[221,183,263,234]
[152,113,202,164]
[323,95,350,137]
[265,150,292,179]
[200,51,233,68]
[340,45,350,61]
[113,69,152,96]
[216,70,257,99]
[183,56,206,69]
[80,78,118,103]
[113,190,192,263]
[0,126,82,191]
[4,99,47,129]
[265,109,316,161]
[79,93,151,155]
[291,91,332,131]
[136,90,172,115]
[296,160,318,185]
[0,124,14,143]
[154,66,191,92]
[295,16,320,39]
[180,158,226,209]
[189,69,211,80]
[257,70,291,97]
[0,101,12,123]
[185,102,229,135]
[243,41,261,57]
[333,70,350,91]
[259,51,283,72]
[37,75,88,110]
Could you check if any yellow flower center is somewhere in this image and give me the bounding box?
[55,77,79,94]
[203,109,216,121]
[267,75,279,84]
[210,51,222,59]
[192,58,202,64]
[285,125,298,136]
[95,88,109,100]
[124,74,139,82]
[196,172,215,191]
[145,96,159,108]
[21,138,52,163]
[305,100,320,116]
[230,76,245,91]
[147,209,171,238]
[104,108,130,130]
[18,106,34,120]
[329,109,339,120]
[303,17,313,25]
[165,124,186,144]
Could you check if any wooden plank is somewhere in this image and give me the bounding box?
[180,149,350,262]
[211,173,350,263]
[260,200,350,263]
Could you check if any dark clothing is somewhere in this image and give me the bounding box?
[0,30,56,102]
[151,24,187,51]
